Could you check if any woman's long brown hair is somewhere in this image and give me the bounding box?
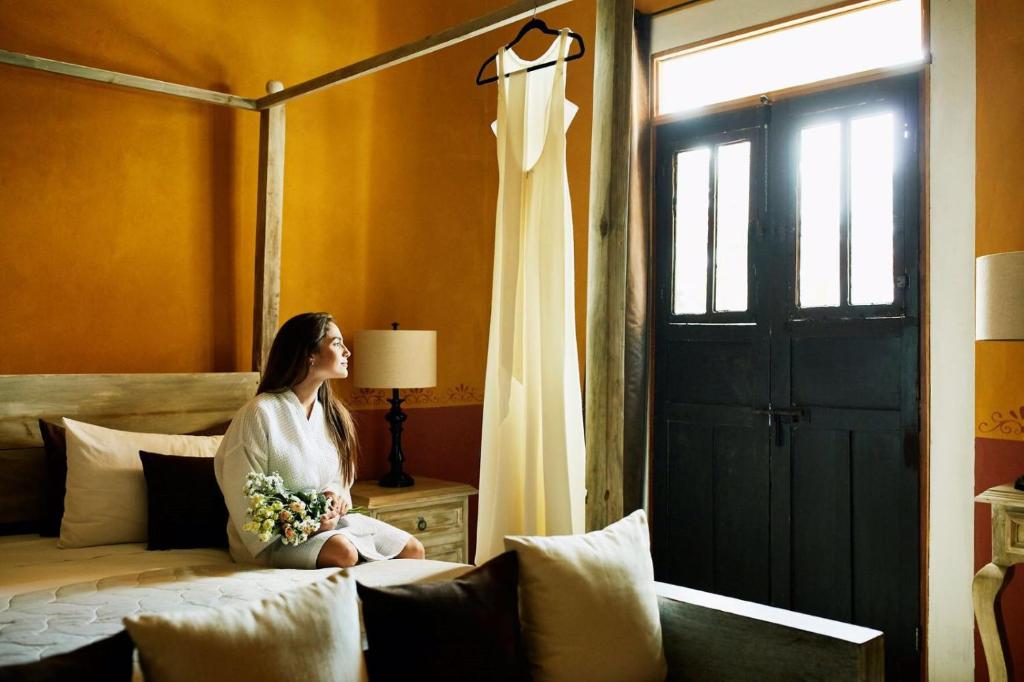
[257,312,358,486]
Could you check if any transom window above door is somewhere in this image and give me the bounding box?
[655,0,924,117]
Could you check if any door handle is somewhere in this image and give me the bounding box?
[752,406,804,446]
[752,406,804,420]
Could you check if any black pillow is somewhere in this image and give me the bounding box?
[36,420,67,537]
[0,631,134,682]
[138,451,229,551]
[35,419,230,538]
[357,550,527,681]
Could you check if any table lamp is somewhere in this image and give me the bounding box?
[976,251,1024,491]
[353,323,437,487]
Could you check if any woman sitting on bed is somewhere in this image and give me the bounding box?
[215,312,425,569]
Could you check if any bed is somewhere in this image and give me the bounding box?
[0,535,469,667]
[0,372,472,671]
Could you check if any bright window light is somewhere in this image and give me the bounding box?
[798,122,841,309]
[714,141,750,312]
[850,112,896,305]
[657,0,923,116]
[673,147,711,314]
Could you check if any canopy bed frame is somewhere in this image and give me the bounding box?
[0,0,641,533]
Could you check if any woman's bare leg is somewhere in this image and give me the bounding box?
[316,534,359,568]
[397,536,425,559]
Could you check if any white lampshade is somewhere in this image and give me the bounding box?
[352,329,437,389]
[977,251,1024,341]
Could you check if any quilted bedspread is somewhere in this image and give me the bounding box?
[0,535,470,667]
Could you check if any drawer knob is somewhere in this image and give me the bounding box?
[417,516,427,531]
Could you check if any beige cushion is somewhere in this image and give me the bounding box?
[504,510,667,682]
[125,571,367,682]
[60,418,222,547]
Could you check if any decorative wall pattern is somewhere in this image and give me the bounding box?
[343,384,484,409]
[978,407,1024,436]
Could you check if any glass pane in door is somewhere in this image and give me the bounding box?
[798,122,841,308]
[714,141,751,312]
[673,147,711,314]
[850,112,895,305]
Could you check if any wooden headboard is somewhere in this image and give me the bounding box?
[0,372,259,530]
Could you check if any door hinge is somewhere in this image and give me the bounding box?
[914,626,921,653]
[896,273,909,289]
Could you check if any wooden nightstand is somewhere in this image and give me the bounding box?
[351,477,477,563]
[973,483,1024,682]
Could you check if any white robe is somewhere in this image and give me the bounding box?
[215,390,409,568]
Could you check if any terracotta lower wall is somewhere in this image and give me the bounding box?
[354,405,483,559]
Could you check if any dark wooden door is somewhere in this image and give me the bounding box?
[652,74,920,679]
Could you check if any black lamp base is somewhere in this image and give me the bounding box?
[379,470,415,488]
[379,386,415,488]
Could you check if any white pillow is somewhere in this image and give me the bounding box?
[504,510,668,682]
[125,571,367,682]
[60,418,222,548]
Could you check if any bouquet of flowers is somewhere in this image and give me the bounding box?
[242,471,335,546]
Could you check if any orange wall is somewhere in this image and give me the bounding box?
[0,0,595,409]
[974,1,1024,679]
[975,0,1024,439]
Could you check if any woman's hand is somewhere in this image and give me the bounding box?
[319,490,349,533]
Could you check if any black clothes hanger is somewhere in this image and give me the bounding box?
[475,17,585,85]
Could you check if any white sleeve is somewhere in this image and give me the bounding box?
[216,408,275,559]
[323,479,352,508]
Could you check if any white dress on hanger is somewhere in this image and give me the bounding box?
[475,30,586,564]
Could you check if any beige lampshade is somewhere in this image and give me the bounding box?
[977,251,1024,341]
[352,329,437,389]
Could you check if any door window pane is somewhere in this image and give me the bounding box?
[798,122,841,308]
[850,112,895,305]
[673,147,711,314]
[714,141,750,312]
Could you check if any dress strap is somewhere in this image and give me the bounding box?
[496,48,507,108]
[555,29,571,71]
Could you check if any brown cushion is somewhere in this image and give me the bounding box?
[139,451,229,550]
[356,551,526,681]
[34,420,230,539]
[0,631,133,681]
[37,420,67,537]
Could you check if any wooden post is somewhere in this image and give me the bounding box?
[585,0,636,530]
[256,0,573,109]
[252,80,286,373]
[0,49,258,110]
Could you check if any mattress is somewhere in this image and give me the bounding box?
[0,534,471,668]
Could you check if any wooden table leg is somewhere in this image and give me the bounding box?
[973,562,1008,682]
